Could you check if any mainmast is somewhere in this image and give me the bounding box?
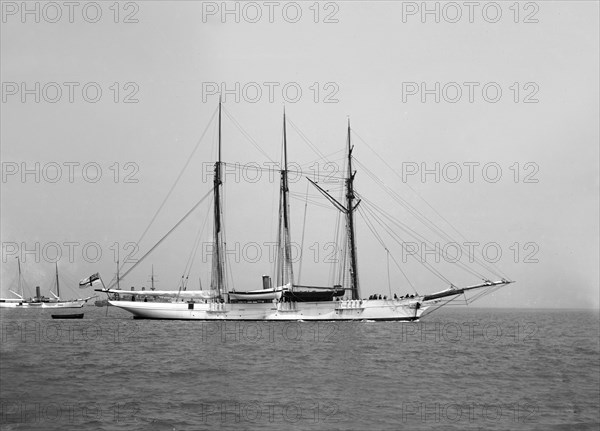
[277,109,294,288]
[346,120,360,300]
[212,97,226,298]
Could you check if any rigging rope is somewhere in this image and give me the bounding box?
[356,204,418,294]
[221,106,276,163]
[297,181,310,285]
[287,118,329,161]
[352,131,509,280]
[180,197,212,292]
[105,107,219,288]
[358,190,492,281]
[358,199,454,285]
[108,188,214,289]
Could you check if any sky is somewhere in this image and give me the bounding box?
[1,1,598,308]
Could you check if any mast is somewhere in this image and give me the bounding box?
[116,259,120,290]
[278,108,294,288]
[17,257,23,298]
[346,119,360,300]
[55,262,60,299]
[212,97,226,298]
[303,119,361,298]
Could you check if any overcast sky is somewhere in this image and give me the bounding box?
[1,1,598,308]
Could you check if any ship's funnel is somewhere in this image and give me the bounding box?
[262,275,272,290]
[35,286,41,300]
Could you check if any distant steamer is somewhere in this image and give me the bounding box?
[1,259,93,309]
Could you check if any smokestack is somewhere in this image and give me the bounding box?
[262,275,272,290]
[35,286,41,300]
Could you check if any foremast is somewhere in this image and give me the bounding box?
[212,98,226,299]
[276,109,294,289]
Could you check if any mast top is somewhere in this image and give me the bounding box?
[282,107,288,170]
[218,96,222,164]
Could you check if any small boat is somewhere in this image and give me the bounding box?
[229,282,287,302]
[51,313,84,319]
[229,288,284,302]
[283,287,345,302]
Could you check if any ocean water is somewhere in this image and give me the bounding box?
[0,307,598,430]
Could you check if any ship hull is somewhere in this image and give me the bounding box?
[108,299,426,321]
[0,300,86,309]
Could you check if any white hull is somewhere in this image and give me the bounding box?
[108,298,427,321]
[0,300,86,309]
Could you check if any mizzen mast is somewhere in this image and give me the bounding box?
[212,97,226,299]
[345,119,360,300]
[304,119,361,298]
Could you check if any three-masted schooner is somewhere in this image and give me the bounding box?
[95,102,513,320]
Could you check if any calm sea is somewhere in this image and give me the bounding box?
[0,307,598,430]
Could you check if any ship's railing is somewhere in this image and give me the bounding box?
[207,302,226,312]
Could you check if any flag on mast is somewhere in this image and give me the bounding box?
[79,273,101,287]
